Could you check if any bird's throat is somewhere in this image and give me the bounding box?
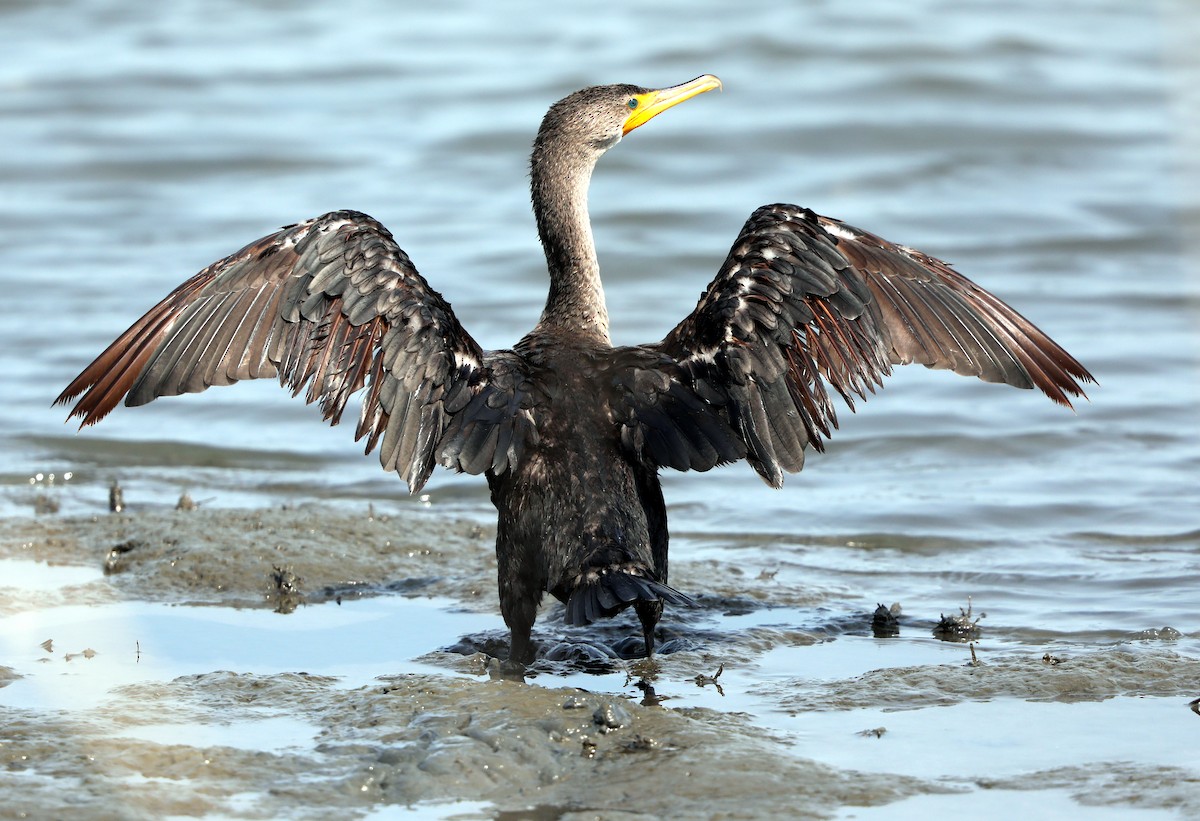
[531,143,611,345]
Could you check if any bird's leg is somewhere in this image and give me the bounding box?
[634,599,663,658]
[507,623,535,666]
[499,570,541,666]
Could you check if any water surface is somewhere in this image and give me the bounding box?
[1,0,1198,818]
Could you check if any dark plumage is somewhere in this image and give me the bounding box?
[56,76,1093,665]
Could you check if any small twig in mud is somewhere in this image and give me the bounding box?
[109,480,124,513]
[967,642,981,667]
[693,664,725,696]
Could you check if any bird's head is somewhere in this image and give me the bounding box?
[535,75,722,159]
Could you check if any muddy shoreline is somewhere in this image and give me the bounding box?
[2,507,1197,819]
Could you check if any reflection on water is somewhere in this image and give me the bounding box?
[0,592,497,713]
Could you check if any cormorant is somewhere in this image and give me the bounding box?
[56,76,1093,665]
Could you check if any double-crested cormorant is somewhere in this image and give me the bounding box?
[56,76,1092,665]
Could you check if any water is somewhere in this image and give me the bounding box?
[1,0,1198,818]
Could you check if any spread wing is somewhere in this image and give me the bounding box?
[609,346,747,473]
[620,203,1094,486]
[55,210,532,492]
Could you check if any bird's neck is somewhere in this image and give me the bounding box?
[530,142,611,345]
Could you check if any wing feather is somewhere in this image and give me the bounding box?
[621,203,1092,485]
[55,210,534,493]
[206,287,263,387]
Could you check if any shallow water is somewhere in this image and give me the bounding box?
[2,510,1198,819]
[2,0,1199,818]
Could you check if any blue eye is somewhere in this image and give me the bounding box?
[627,98,638,109]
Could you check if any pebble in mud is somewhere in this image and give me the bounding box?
[621,734,659,752]
[592,702,632,734]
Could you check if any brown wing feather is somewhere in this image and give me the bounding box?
[638,203,1092,486]
[822,214,1094,406]
[54,210,503,493]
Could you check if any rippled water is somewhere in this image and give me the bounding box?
[2,0,1198,817]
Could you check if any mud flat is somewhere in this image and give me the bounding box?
[1,508,1197,819]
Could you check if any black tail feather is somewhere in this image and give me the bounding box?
[565,569,693,626]
[606,571,640,603]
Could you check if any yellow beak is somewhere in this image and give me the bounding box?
[622,74,723,135]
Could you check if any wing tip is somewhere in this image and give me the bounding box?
[53,381,120,429]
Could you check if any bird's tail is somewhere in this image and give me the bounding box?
[564,566,693,626]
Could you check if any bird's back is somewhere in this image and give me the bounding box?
[488,334,664,602]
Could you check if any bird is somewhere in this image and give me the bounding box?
[56,75,1093,666]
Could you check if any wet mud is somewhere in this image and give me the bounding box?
[1,671,938,820]
[2,508,1197,820]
